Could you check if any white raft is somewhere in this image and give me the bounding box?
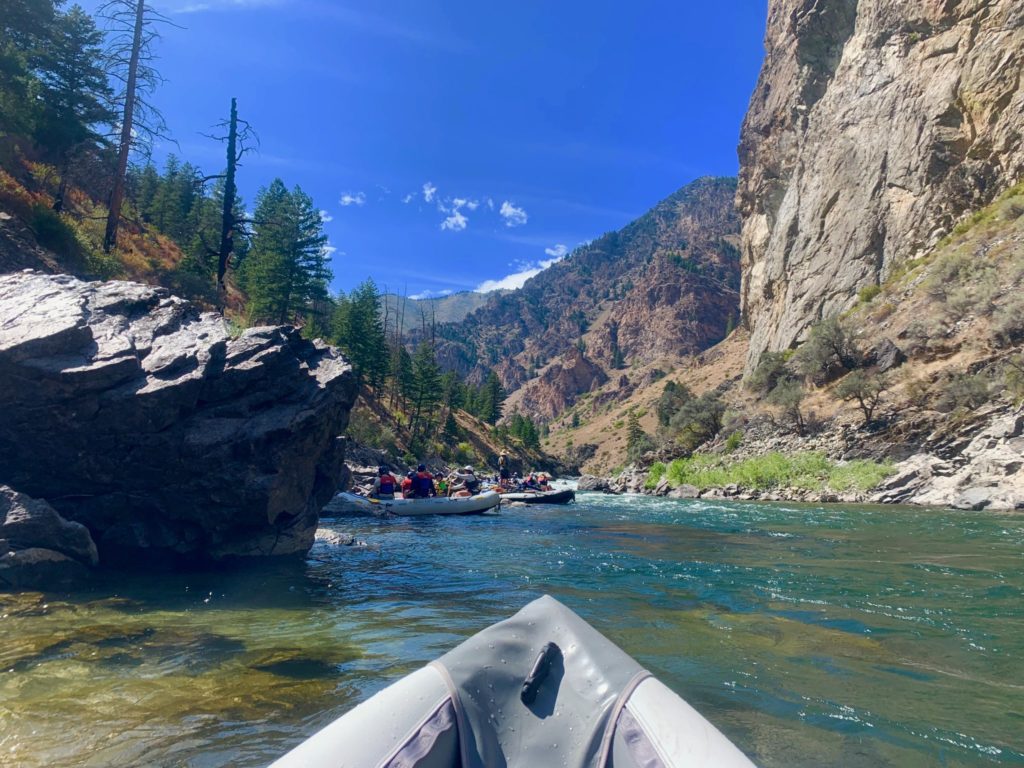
[323,490,501,517]
[271,595,755,768]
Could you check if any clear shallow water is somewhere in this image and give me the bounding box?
[1,495,1023,767]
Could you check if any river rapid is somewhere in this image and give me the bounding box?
[1,493,1022,767]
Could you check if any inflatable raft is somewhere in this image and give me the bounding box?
[501,488,576,505]
[271,595,755,768]
[323,490,502,517]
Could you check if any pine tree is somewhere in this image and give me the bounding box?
[34,4,113,212]
[0,0,57,135]
[408,342,443,443]
[480,371,506,425]
[243,179,330,325]
[341,279,389,389]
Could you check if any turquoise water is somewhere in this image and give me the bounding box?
[1,494,1023,767]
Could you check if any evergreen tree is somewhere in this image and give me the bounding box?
[34,4,113,212]
[242,179,330,325]
[479,371,506,425]
[626,412,652,462]
[0,0,57,135]
[342,279,389,389]
[408,342,443,442]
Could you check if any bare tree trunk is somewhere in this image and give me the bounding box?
[103,0,144,253]
[216,97,239,294]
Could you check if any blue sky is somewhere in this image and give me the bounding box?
[89,1,768,296]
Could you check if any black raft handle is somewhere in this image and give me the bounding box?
[521,641,561,705]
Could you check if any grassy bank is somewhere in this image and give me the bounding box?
[646,452,894,494]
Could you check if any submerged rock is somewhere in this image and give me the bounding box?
[0,272,357,569]
[0,486,97,590]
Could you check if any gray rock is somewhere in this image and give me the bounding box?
[0,486,98,566]
[952,487,993,511]
[0,548,90,590]
[867,339,907,373]
[654,479,671,497]
[577,475,609,492]
[739,0,1024,370]
[667,484,700,499]
[0,272,357,567]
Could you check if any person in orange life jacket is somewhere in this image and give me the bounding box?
[401,471,415,498]
[371,466,398,499]
[411,464,436,498]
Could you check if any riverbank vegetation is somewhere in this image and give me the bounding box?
[645,452,895,494]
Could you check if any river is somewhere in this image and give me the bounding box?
[1,493,1022,767]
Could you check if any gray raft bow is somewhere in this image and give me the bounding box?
[272,595,755,768]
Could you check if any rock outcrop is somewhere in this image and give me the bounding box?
[0,272,357,568]
[739,0,1024,369]
[0,486,98,589]
[874,409,1024,509]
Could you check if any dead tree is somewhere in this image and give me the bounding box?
[100,0,170,252]
[200,97,258,298]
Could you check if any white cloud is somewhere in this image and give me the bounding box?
[465,200,479,211]
[410,289,454,300]
[377,184,391,195]
[486,198,494,210]
[320,210,334,223]
[422,181,437,203]
[475,255,563,293]
[441,209,468,231]
[174,0,281,13]
[499,200,528,227]
[440,197,474,231]
[339,191,366,207]
[545,243,568,258]
[322,244,338,259]
[401,193,414,204]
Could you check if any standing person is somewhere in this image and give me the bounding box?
[498,452,511,488]
[371,466,398,500]
[411,464,436,498]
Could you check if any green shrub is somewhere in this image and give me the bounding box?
[936,371,991,412]
[660,452,893,493]
[858,284,882,304]
[767,379,807,434]
[745,351,792,395]
[791,316,863,383]
[724,431,743,453]
[30,204,81,260]
[992,294,1024,346]
[1005,356,1024,405]
[645,462,666,489]
[834,370,888,425]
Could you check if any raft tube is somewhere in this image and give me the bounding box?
[271,595,755,768]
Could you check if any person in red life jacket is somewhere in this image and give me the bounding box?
[411,464,436,498]
[401,471,415,498]
[371,466,398,500]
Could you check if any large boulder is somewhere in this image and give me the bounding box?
[0,486,98,589]
[0,272,357,567]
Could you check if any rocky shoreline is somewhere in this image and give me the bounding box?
[581,408,1024,512]
[0,272,357,588]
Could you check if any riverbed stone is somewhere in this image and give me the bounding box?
[668,484,700,499]
[0,272,357,568]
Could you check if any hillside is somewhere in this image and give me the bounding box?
[436,176,741,420]
[380,290,500,334]
[549,181,1024,477]
[739,0,1024,369]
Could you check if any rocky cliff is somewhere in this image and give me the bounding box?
[438,177,741,418]
[0,272,356,570]
[739,0,1024,369]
